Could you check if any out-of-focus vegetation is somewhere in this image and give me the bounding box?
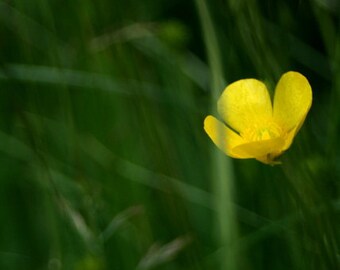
[0,0,339,269]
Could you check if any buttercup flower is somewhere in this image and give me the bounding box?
[204,71,312,164]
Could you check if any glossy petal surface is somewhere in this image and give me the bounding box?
[218,79,273,133]
[273,71,312,131]
[232,137,285,160]
[204,115,246,158]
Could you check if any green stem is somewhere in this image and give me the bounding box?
[195,1,238,269]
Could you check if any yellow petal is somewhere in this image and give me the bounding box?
[281,112,307,151]
[217,79,273,133]
[255,124,300,164]
[231,137,285,160]
[273,71,312,131]
[203,115,246,158]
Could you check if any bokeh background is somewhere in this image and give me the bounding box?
[0,0,339,269]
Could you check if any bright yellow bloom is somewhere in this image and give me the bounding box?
[204,71,312,164]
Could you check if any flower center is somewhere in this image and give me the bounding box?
[241,121,283,142]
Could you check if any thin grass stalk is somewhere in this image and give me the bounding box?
[194,0,238,269]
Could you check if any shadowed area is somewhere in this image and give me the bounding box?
[0,0,339,269]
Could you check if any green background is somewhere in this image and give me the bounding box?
[0,0,339,269]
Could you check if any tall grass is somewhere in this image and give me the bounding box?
[195,0,238,269]
[0,0,339,269]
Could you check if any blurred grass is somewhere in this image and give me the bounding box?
[195,0,238,270]
[0,0,339,270]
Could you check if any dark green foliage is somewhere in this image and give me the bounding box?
[0,0,339,269]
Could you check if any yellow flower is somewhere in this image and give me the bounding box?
[204,71,312,164]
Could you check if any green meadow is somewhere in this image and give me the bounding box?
[0,0,339,269]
